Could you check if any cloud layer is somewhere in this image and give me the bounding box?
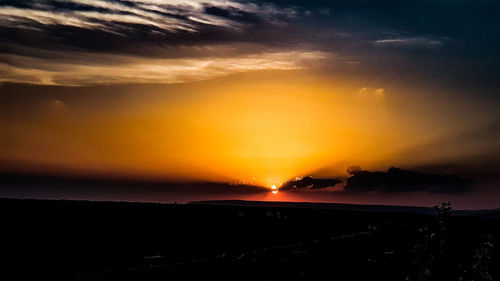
[345,167,473,193]
[0,0,305,84]
[1,0,498,87]
[280,176,342,191]
[0,0,295,33]
[0,49,326,85]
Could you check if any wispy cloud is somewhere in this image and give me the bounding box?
[373,37,443,48]
[0,0,310,85]
[0,0,313,85]
[0,50,328,85]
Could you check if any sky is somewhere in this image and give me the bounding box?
[1,0,499,208]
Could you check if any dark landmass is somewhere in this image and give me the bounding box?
[189,200,436,215]
[0,198,498,281]
[193,200,500,218]
[458,209,500,219]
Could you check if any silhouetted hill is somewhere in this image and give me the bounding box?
[0,198,498,281]
[458,208,500,218]
[191,200,500,218]
[189,200,436,215]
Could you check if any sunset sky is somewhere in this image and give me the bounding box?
[1,0,499,207]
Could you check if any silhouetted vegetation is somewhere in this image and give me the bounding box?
[407,202,495,281]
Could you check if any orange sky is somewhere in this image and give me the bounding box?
[1,0,499,210]
[1,70,495,187]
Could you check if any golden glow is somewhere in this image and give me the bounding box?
[1,70,489,186]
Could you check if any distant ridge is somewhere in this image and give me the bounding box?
[188,200,436,215]
[1,197,498,218]
[190,200,500,218]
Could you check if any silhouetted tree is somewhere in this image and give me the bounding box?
[407,202,494,281]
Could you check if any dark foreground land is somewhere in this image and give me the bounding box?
[0,198,499,281]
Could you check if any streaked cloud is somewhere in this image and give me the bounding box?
[373,37,443,48]
[0,50,328,85]
[0,0,296,33]
[0,0,309,85]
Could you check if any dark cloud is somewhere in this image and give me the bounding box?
[0,173,269,202]
[346,165,361,175]
[345,167,473,193]
[280,176,342,190]
[0,0,297,56]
